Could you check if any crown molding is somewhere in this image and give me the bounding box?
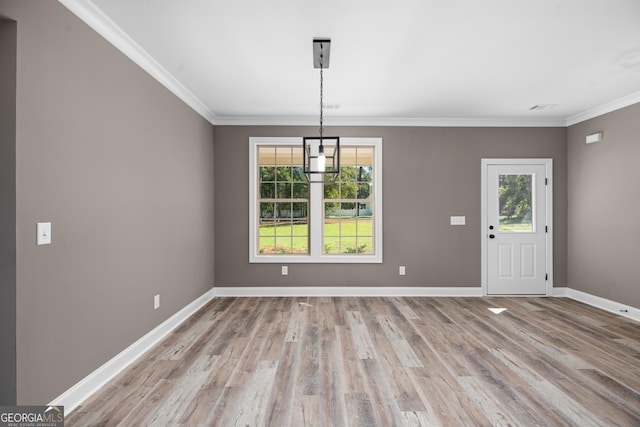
[565,90,640,126]
[57,1,640,129]
[58,0,218,125]
[214,115,567,127]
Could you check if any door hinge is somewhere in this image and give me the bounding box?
[545,225,548,233]
[545,178,548,185]
[545,273,548,281]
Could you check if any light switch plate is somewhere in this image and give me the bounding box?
[37,222,51,245]
[450,216,466,226]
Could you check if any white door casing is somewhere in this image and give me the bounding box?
[481,159,553,295]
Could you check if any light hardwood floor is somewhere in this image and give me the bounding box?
[66,297,640,426]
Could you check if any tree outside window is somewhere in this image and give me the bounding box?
[249,137,382,263]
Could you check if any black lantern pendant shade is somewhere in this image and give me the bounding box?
[304,39,340,183]
[303,136,340,182]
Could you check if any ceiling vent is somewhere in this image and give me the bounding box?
[529,104,558,111]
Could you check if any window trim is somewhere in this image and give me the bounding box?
[249,137,383,263]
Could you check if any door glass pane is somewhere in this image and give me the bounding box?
[498,174,534,232]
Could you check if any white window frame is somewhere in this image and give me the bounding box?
[249,137,383,263]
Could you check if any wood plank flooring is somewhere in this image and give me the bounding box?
[66,297,640,426]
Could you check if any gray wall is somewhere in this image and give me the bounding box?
[568,102,640,308]
[0,17,17,405]
[0,0,215,404]
[215,126,567,288]
[13,0,640,407]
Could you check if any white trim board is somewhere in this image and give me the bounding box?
[216,116,568,127]
[557,287,640,323]
[213,286,483,297]
[566,90,640,126]
[214,288,639,322]
[57,0,217,124]
[481,158,553,296]
[249,137,383,264]
[55,1,640,128]
[49,287,216,415]
[51,285,638,416]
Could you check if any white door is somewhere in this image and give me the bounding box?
[483,160,551,295]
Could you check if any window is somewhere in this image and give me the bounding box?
[324,146,374,254]
[257,146,309,254]
[498,174,534,232]
[249,137,382,263]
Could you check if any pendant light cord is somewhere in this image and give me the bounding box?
[319,42,324,143]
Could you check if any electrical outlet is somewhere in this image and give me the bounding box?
[154,294,160,310]
[399,266,406,276]
[282,265,288,276]
[450,216,466,226]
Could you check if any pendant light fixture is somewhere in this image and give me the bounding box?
[303,39,340,183]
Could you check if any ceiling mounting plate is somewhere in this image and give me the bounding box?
[313,39,331,69]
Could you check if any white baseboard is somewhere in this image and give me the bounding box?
[552,286,569,296]
[51,284,637,416]
[560,288,640,322]
[49,287,216,415]
[214,287,639,322]
[213,286,483,297]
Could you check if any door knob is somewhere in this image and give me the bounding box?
[489,234,495,239]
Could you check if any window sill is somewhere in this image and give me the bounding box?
[249,254,383,264]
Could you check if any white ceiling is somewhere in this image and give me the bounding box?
[61,0,640,126]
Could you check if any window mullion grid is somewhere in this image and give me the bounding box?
[251,137,381,263]
[309,179,324,257]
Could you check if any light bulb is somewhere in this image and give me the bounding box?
[318,151,327,172]
[317,145,326,172]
